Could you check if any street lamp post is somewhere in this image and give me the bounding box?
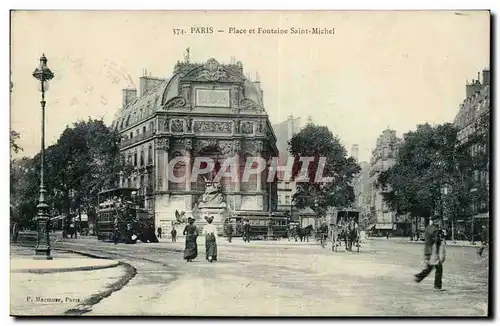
[32,54,54,260]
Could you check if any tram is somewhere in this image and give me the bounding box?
[96,187,158,244]
[226,211,289,240]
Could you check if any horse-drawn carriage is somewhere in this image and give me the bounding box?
[331,210,360,252]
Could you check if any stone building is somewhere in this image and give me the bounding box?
[272,115,302,213]
[353,161,371,227]
[452,68,490,238]
[111,57,279,233]
[368,129,403,234]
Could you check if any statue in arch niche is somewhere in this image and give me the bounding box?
[198,176,227,209]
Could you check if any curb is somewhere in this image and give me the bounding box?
[11,260,120,274]
[50,249,138,316]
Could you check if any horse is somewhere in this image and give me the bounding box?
[345,222,360,252]
[297,225,313,242]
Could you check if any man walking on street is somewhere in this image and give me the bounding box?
[171,226,177,243]
[414,214,446,291]
[243,220,251,243]
[157,226,162,239]
[226,221,233,243]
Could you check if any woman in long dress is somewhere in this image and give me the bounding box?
[203,216,218,262]
[183,217,199,262]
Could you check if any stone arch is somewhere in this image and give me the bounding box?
[192,145,224,192]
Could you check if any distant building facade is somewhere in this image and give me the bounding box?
[368,129,403,234]
[272,115,302,213]
[354,161,371,227]
[452,68,490,237]
[351,144,359,163]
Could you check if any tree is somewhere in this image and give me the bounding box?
[288,123,361,216]
[377,123,473,225]
[10,129,22,154]
[10,118,132,227]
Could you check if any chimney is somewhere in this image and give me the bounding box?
[252,72,264,107]
[482,69,490,85]
[351,144,359,163]
[235,61,243,74]
[139,75,165,96]
[466,78,483,99]
[122,89,137,108]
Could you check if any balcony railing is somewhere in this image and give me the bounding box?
[121,130,154,147]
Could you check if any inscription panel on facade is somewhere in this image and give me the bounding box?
[195,89,230,108]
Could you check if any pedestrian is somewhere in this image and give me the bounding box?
[226,221,233,243]
[203,216,218,262]
[157,226,162,239]
[331,223,338,251]
[183,217,198,262]
[243,219,251,242]
[69,220,76,239]
[113,217,119,244]
[478,225,488,256]
[414,214,446,291]
[171,226,177,243]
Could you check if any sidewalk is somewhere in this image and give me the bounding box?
[10,246,132,316]
[369,236,481,248]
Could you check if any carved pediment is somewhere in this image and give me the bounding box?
[182,58,243,83]
[240,98,261,111]
[164,96,186,109]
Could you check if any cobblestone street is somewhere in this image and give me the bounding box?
[38,237,490,316]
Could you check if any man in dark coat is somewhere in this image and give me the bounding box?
[171,226,177,243]
[414,215,446,291]
[226,222,233,243]
[243,220,251,242]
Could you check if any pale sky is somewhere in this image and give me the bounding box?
[10,10,490,162]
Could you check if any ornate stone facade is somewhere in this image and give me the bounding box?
[113,58,279,234]
[193,121,232,133]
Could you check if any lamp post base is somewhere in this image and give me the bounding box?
[34,245,52,260]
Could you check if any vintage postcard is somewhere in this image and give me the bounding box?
[9,10,490,317]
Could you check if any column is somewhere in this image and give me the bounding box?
[162,140,170,191]
[256,154,262,192]
[185,139,193,213]
[155,137,170,192]
[185,150,192,191]
[154,143,161,191]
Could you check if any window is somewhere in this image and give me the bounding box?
[285,195,290,203]
[148,145,153,164]
[130,132,133,139]
[143,126,146,134]
[136,129,140,136]
[134,153,137,166]
[140,150,144,166]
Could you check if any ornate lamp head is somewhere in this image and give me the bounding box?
[32,54,54,84]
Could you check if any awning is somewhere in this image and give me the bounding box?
[473,212,489,219]
[366,224,376,230]
[375,223,393,230]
